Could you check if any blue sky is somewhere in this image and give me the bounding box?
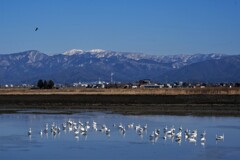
[1,0,240,55]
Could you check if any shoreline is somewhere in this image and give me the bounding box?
[1,88,240,95]
[0,89,240,116]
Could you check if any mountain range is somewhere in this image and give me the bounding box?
[0,49,239,84]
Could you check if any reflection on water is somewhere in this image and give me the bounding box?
[0,111,240,160]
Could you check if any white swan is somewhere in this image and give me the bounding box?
[154,130,160,137]
[164,126,168,133]
[179,126,183,131]
[171,125,175,133]
[150,131,155,138]
[28,128,32,135]
[92,121,97,126]
[201,136,206,142]
[166,130,174,135]
[74,130,79,136]
[190,130,197,138]
[120,127,126,135]
[93,125,98,131]
[79,126,86,132]
[119,123,124,130]
[52,128,57,135]
[216,134,224,140]
[39,129,43,136]
[78,121,83,126]
[106,128,111,135]
[175,131,182,139]
[127,123,134,128]
[188,137,197,143]
[137,128,144,135]
[143,124,147,130]
[200,130,206,138]
[135,124,141,131]
[62,123,67,130]
[67,119,73,125]
[44,123,48,133]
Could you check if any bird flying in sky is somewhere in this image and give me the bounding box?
[35,27,38,31]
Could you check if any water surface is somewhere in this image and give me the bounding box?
[0,111,240,160]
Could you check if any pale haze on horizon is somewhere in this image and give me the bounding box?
[0,0,240,55]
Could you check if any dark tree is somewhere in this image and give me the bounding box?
[37,79,44,89]
[48,80,55,89]
[43,80,48,89]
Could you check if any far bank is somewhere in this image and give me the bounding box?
[0,91,240,116]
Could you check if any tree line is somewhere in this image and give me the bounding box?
[37,80,54,89]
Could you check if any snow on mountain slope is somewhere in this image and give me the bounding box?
[0,49,231,84]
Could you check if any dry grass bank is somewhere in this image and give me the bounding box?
[0,90,240,115]
[0,87,240,95]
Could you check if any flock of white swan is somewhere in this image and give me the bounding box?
[28,119,224,145]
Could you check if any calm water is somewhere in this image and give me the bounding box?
[0,111,240,160]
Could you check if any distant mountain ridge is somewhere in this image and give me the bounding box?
[0,49,238,84]
[163,55,240,82]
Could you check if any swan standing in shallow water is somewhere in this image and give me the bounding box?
[188,137,197,143]
[164,126,168,134]
[106,128,111,136]
[92,120,97,126]
[62,123,67,130]
[127,123,134,128]
[200,130,206,142]
[39,129,43,136]
[143,124,147,130]
[28,128,32,136]
[150,129,160,138]
[201,136,206,142]
[44,123,48,133]
[201,130,206,137]
[175,131,182,139]
[216,134,224,140]
[190,129,197,138]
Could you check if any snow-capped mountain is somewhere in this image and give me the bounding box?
[63,49,85,56]
[62,49,225,67]
[65,49,226,69]
[0,49,238,84]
